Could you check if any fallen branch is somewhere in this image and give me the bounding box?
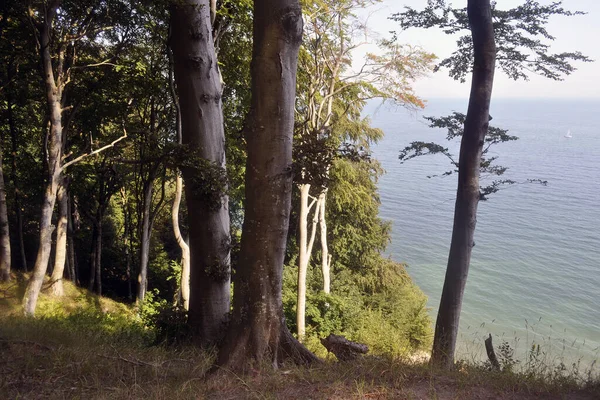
[321,334,368,361]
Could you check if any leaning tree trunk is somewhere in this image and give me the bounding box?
[50,180,68,295]
[0,145,11,282]
[23,1,64,316]
[216,0,318,370]
[430,0,496,368]
[171,0,231,345]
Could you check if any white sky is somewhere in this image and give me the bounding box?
[355,0,600,99]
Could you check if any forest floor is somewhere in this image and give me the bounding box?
[1,277,599,400]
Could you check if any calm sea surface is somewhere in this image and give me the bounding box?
[369,98,600,365]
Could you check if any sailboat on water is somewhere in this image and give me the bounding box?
[564,129,572,138]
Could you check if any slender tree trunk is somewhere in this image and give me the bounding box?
[216,0,317,370]
[171,0,231,344]
[318,190,330,294]
[88,225,97,291]
[430,0,496,368]
[94,218,102,295]
[50,180,68,295]
[173,175,190,310]
[66,195,77,284]
[296,183,310,340]
[23,1,64,316]
[0,146,11,282]
[168,51,191,311]
[6,74,25,272]
[137,180,153,304]
[296,183,319,340]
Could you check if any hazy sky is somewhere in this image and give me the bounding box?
[355,0,599,99]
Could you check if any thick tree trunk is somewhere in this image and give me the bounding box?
[318,190,330,293]
[50,180,68,296]
[171,0,231,345]
[216,0,317,370]
[0,146,11,282]
[430,0,496,368]
[23,1,64,316]
[137,180,153,304]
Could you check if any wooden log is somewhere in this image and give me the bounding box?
[485,333,501,371]
[320,334,368,361]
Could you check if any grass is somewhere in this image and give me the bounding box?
[1,275,599,399]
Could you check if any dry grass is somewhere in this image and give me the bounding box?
[1,275,599,399]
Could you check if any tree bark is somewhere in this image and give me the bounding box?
[66,194,78,284]
[216,0,318,370]
[23,1,64,316]
[173,175,190,310]
[137,180,153,304]
[168,49,191,311]
[296,183,319,340]
[0,143,11,282]
[171,0,231,345]
[50,180,68,296]
[430,0,496,368]
[318,190,330,293]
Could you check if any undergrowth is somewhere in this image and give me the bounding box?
[1,276,599,399]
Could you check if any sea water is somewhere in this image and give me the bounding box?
[369,98,600,366]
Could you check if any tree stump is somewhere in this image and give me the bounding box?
[320,334,368,361]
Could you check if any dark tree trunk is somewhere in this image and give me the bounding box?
[0,141,11,282]
[23,1,64,316]
[66,195,78,284]
[94,218,102,295]
[216,0,318,370]
[137,179,153,303]
[171,0,231,345]
[431,0,496,368]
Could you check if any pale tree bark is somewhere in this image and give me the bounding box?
[318,190,331,294]
[431,0,496,368]
[120,188,133,301]
[216,0,318,370]
[23,1,64,316]
[50,179,68,295]
[0,144,11,282]
[172,175,190,310]
[296,183,319,340]
[171,0,230,345]
[168,46,190,311]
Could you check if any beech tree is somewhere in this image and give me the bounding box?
[293,0,435,340]
[392,0,591,367]
[22,0,129,315]
[171,0,231,344]
[216,0,318,369]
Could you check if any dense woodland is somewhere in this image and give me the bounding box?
[0,0,592,377]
